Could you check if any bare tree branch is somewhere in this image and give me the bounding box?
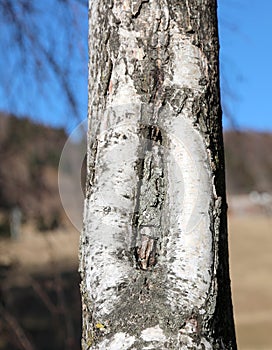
[0,0,88,125]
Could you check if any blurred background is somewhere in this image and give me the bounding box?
[0,1,271,349]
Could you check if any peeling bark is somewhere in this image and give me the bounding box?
[80,0,237,349]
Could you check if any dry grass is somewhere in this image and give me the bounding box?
[1,216,272,348]
[229,215,272,349]
[0,224,79,287]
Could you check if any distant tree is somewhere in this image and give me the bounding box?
[80,1,236,349]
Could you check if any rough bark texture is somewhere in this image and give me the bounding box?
[80,0,237,349]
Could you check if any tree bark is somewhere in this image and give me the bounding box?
[80,0,237,349]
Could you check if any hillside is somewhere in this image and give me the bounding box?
[0,112,67,232]
[224,130,272,194]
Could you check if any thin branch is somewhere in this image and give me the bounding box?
[0,304,36,350]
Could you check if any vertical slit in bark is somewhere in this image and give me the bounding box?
[87,139,98,198]
[133,124,164,270]
[103,59,113,96]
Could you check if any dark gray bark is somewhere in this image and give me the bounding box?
[80,1,237,349]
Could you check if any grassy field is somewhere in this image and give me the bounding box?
[229,216,272,349]
[1,216,272,349]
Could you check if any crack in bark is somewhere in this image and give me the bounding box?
[136,234,156,270]
[132,0,149,18]
[133,124,164,270]
[103,59,113,96]
[87,139,98,198]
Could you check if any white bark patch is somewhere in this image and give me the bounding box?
[140,325,166,342]
[108,25,144,106]
[178,334,213,350]
[109,57,141,107]
[172,40,202,90]
[95,332,136,350]
[167,30,208,93]
[84,124,140,318]
[160,115,213,311]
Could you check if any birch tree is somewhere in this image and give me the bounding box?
[80,0,237,349]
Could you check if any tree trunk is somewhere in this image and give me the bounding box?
[80,0,237,349]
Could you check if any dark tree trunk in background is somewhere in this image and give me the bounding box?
[80,0,237,348]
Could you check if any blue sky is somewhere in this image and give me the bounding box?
[0,1,271,132]
[218,0,272,131]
